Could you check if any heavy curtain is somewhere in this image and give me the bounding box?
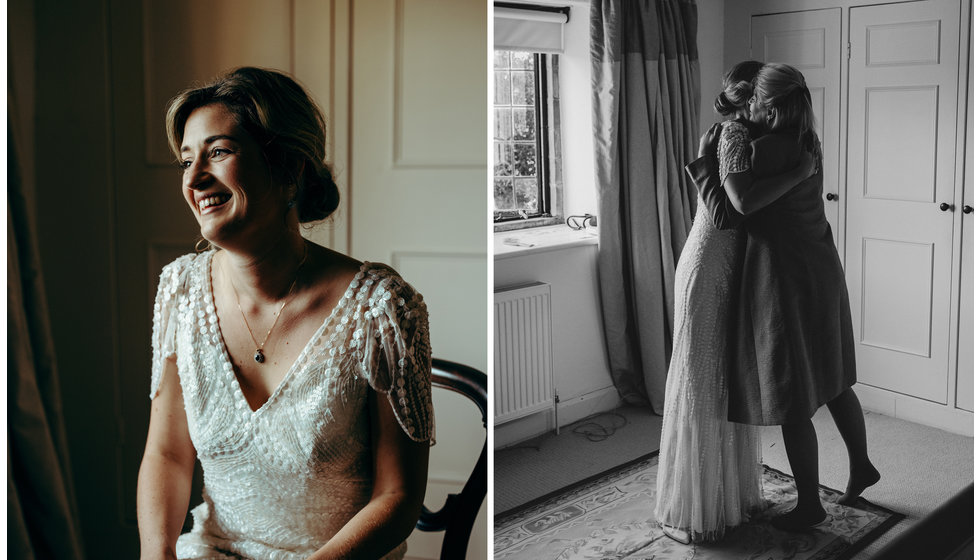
[590,0,700,413]
[8,111,86,558]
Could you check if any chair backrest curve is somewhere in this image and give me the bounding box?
[415,358,488,560]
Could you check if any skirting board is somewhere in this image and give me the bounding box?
[853,383,973,437]
[494,385,622,449]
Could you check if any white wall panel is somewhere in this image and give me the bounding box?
[860,238,934,357]
[762,27,827,68]
[866,20,941,66]
[393,0,485,168]
[142,0,293,165]
[864,87,939,201]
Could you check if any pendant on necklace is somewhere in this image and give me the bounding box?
[254,349,266,364]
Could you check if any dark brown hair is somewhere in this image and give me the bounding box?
[166,67,339,223]
[714,60,763,117]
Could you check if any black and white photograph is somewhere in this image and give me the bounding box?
[492,1,973,559]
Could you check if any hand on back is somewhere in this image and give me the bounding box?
[698,122,723,158]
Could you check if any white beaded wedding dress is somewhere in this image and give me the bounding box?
[654,121,765,543]
[150,251,433,559]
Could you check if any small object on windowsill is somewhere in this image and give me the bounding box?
[566,214,597,230]
[503,237,535,247]
[494,209,530,222]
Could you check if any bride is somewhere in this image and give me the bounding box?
[653,60,813,543]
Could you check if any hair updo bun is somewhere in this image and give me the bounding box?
[166,66,340,224]
[296,163,340,223]
[714,60,764,116]
[714,80,755,115]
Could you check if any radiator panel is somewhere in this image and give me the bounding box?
[493,282,555,425]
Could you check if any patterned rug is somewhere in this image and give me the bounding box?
[494,452,903,560]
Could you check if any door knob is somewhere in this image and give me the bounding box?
[940,202,953,211]
[826,193,838,201]
[965,205,974,214]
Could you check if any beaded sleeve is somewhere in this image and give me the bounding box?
[718,121,751,185]
[149,253,195,399]
[355,265,435,444]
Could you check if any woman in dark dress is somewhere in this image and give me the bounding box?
[688,63,880,531]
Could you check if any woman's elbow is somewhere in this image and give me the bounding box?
[397,490,425,524]
[375,487,425,529]
[729,195,752,216]
[386,494,424,544]
[723,179,755,216]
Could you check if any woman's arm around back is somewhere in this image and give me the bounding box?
[723,134,816,216]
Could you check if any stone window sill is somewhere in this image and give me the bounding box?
[494,224,599,260]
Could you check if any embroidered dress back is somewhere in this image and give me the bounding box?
[654,121,764,542]
[150,251,433,560]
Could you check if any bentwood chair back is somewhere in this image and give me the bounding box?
[415,358,488,560]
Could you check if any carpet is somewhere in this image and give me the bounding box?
[494,452,904,560]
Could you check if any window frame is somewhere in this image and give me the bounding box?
[493,52,563,232]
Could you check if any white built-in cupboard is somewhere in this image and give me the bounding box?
[725,0,973,435]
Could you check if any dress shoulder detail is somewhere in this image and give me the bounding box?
[718,121,751,182]
[149,251,208,399]
[352,263,434,444]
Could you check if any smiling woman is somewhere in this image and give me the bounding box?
[136,67,435,560]
[177,104,283,248]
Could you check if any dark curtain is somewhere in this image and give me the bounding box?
[590,0,700,413]
[8,109,86,559]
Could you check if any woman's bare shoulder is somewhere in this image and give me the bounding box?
[304,244,363,299]
[314,245,362,273]
[306,245,421,305]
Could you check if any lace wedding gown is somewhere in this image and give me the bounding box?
[654,121,764,542]
[150,251,433,560]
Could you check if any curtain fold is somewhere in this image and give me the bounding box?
[8,107,86,559]
[591,0,700,413]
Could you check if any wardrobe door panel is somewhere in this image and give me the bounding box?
[844,0,962,403]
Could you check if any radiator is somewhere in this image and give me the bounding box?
[493,282,557,431]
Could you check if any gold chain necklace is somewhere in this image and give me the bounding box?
[229,246,308,364]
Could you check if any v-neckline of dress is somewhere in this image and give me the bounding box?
[204,250,369,415]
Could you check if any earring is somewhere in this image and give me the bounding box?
[286,181,299,210]
[195,237,212,253]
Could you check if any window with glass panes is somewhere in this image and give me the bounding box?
[493,51,548,220]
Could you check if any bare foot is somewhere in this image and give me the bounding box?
[771,503,827,532]
[837,463,881,506]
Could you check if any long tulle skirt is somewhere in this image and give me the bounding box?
[653,205,765,542]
